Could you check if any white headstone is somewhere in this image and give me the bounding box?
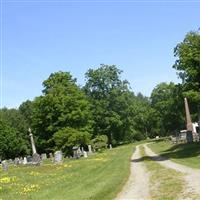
[2,160,8,171]
[23,157,27,165]
[88,145,92,153]
[54,151,62,163]
[83,151,88,158]
[109,144,112,149]
[41,153,47,160]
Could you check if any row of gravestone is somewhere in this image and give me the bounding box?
[1,144,112,171]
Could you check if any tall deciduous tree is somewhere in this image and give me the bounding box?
[84,64,148,143]
[32,71,92,153]
[150,82,185,136]
[173,30,200,117]
[0,120,29,159]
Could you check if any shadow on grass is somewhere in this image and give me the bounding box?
[154,141,200,160]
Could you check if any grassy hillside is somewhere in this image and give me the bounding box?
[0,143,139,200]
[149,140,200,169]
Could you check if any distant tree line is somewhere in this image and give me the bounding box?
[0,29,199,159]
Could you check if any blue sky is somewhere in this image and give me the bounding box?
[1,0,200,108]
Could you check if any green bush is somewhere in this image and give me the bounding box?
[92,135,108,151]
[53,127,91,156]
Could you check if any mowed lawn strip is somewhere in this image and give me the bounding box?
[140,145,184,200]
[149,140,200,169]
[0,143,139,200]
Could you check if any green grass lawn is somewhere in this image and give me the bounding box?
[0,143,139,200]
[148,140,200,169]
[140,145,183,200]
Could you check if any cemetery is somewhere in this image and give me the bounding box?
[0,2,199,199]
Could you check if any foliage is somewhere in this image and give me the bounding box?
[19,100,34,127]
[150,82,185,136]
[84,64,148,143]
[0,120,29,159]
[173,30,200,117]
[0,108,30,158]
[31,71,92,153]
[53,127,91,156]
[92,135,108,151]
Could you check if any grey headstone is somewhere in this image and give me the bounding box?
[14,157,20,165]
[41,153,47,160]
[72,146,79,159]
[109,144,112,149]
[77,147,82,157]
[19,157,23,164]
[8,159,14,164]
[88,145,92,154]
[27,156,32,163]
[54,151,62,163]
[2,160,8,171]
[32,153,41,165]
[49,153,54,162]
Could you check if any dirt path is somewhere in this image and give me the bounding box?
[144,143,200,198]
[116,145,150,200]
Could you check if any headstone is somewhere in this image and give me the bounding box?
[19,157,23,164]
[49,153,54,162]
[32,153,41,165]
[109,144,112,149]
[2,160,8,171]
[77,147,82,157]
[14,157,20,165]
[81,147,84,153]
[54,151,62,163]
[8,159,14,164]
[41,153,47,160]
[83,151,88,158]
[88,145,92,154]
[23,157,27,165]
[72,147,79,159]
[27,156,32,163]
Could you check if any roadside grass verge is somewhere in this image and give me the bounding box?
[140,145,184,200]
[0,142,140,200]
[148,140,200,169]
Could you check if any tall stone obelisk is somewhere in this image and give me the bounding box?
[184,98,193,142]
[28,128,37,154]
[184,98,194,132]
[28,128,40,164]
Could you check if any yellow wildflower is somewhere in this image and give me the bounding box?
[0,176,16,183]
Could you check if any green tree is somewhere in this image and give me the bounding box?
[53,127,91,156]
[0,120,29,159]
[150,82,185,136]
[84,64,147,143]
[19,100,34,127]
[32,71,92,153]
[0,108,30,156]
[173,29,200,116]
